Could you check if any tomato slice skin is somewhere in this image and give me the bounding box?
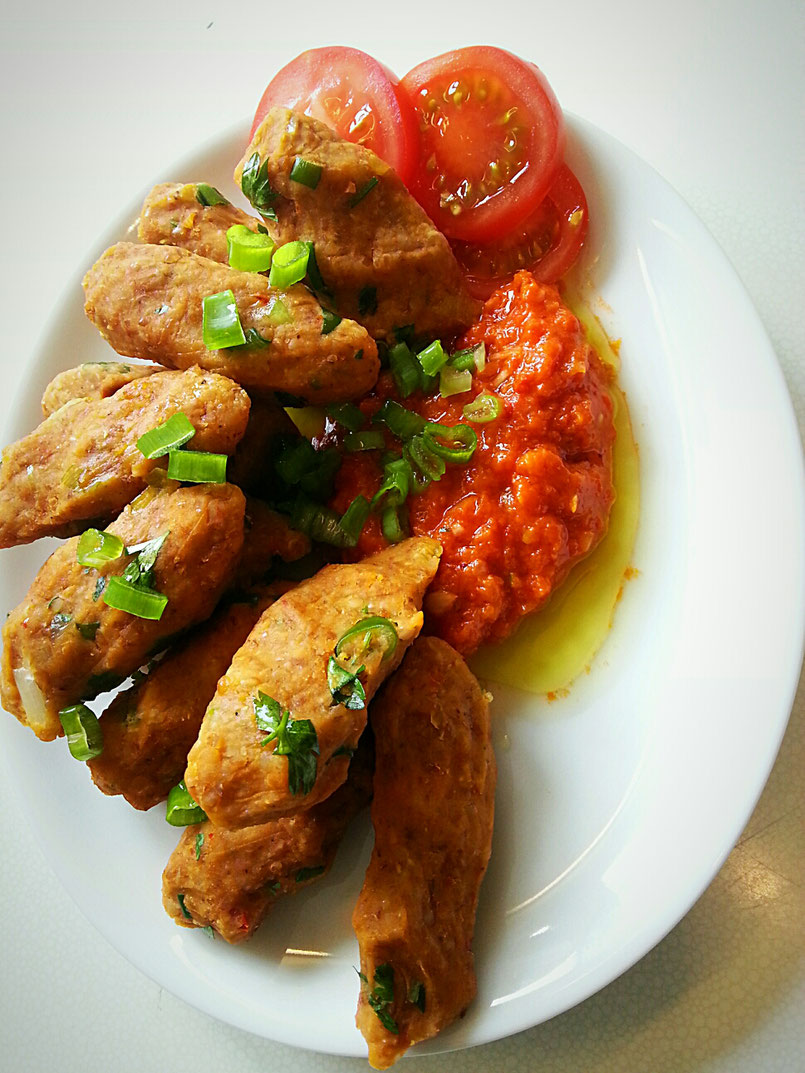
[452,164,590,299]
[249,47,420,187]
[401,46,565,243]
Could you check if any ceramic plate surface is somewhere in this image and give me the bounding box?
[0,115,802,1058]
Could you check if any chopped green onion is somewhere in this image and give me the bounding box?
[202,289,246,349]
[75,621,100,641]
[77,528,125,567]
[59,703,103,761]
[266,296,292,325]
[327,403,364,431]
[194,831,205,859]
[290,156,323,189]
[422,422,477,463]
[374,399,426,440]
[349,176,379,207]
[240,152,278,219]
[403,445,432,494]
[166,449,227,484]
[320,308,342,335]
[407,433,446,481]
[177,893,193,920]
[448,347,477,372]
[381,505,407,543]
[136,411,196,459]
[417,339,448,377]
[304,242,332,297]
[389,342,420,398]
[226,224,275,272]
[338,494,370,545]
[439,366,473,397]
[371,458,411,513]
[291,495,352,547]
[268,241,310,289]
[335,616,398,663]
[275,438,318,485]
[344,430,384,452]
[103,577,168,620]
[358,285,378,316]
[237,327,270,349]
[195,183,229,207]
[166,780,207,826]
[472,342,487,371]
[463,392,503,423]
[327,656,367,710]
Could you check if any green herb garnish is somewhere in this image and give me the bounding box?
[349,176,378,207]
[326,656,367,710]
[253,691,319,796]
[240,153,278,219]
[366,963,398,1035]
[408,981,426,1012]
[194,831,205,860]
[76,621,100,641]
[195,183,229,207]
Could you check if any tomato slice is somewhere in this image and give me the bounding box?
[451,165,590,299]
[249,47,420,186]
[400,46,565,243]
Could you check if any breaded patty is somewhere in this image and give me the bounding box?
[0,366,249,548]
[184,537,441,829]
[353,637,495,1069]
[89,588,282,810]
[1,483,245,741]
[82,242,379,405]
[138,182,261,264]
[41,360,162,417]
[234,108,480,341]
[162,730,373,943]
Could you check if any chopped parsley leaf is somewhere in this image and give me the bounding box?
[253,691,319,796]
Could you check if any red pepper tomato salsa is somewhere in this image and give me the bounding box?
[325,271,616,655]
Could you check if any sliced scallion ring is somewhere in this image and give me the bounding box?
[202,289,246,349]
[381,505,406,544]
[371,458,412,512]
[289,157,323,189]
[416,339,449,377]
[226,224,275,272]
[448,347,477,372]
[463,392,503,423]
[439,366,473,397]
[268,240,310,289]
[374,399,426,441]
[338,494,370,545]
[344,430,385,452]
[422,422,477,463]
[76,528,125,567]
[166,780,208,826]
[102,577,168,620]
[327,403,364,432]
[166,449,227,484]
[407,433,446,481]
[388,342,420,399]
[59,703,103,761]
[335,616,398,664]
[136,411,196,459]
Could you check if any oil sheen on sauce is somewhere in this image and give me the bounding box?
[470,294,640,695]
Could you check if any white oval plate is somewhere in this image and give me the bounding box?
[0,116,802,1059]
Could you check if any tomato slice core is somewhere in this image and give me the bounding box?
[401,47,566,242]
[452,165,590,299]
[249,47,420,186]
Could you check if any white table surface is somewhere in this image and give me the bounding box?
[1,1,802,1070]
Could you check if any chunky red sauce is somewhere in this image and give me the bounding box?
[328,271,616,654]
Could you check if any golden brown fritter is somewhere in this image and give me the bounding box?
[0,483,245,741]
[184,537,442,829]
[88,588,282,810]
[137,182,261,263]
[82,242,379,405]
[352,637,496,1069]
[41,361,162,417]
[162,731,374,943]
[0,366,249,549]
[234,108,480,341]
[233,497,310,589]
